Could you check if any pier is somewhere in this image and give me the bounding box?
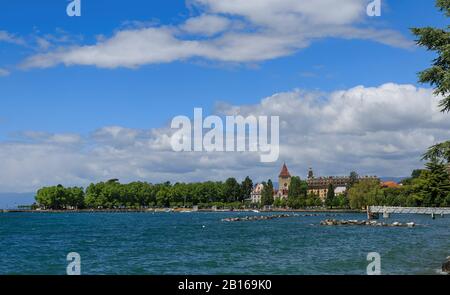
[368,206,450,219]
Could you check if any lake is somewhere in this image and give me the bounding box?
[0,212,448,274]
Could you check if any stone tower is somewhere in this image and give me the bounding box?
[278,163,292,191]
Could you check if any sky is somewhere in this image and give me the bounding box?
[0,0,449,193]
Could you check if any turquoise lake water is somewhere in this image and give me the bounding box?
[0,212,449,275]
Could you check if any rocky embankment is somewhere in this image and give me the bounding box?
[222,214,293,222]
[442,257,450,274]
[320,219,416,227]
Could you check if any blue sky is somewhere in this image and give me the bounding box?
[0,0,449,192]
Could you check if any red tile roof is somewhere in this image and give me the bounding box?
[381,181,400,188]
[279,163,291,178]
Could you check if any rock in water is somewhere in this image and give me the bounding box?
[442,257,450,274]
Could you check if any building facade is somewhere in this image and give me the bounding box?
[250,183,264,204]
[275,163,291,200]
[306,168,379,201]
[250,164,380,204]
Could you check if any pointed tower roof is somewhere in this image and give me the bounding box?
[279,163,291,178]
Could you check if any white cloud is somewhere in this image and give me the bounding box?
[0,68,9,77]
[0,30,25,45]
[0,83,448,193]
[20,0,413,69]
[181,14,231,36]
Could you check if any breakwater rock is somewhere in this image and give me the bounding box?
[442,257,450,274]
[222,214,292,222]
[298,213,338,217]
[320,219,416,227]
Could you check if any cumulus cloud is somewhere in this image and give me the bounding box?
[20,0,413,69]
[0,83,448,193]
[180,14,232,36]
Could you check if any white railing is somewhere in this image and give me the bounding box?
[369,206,450,215]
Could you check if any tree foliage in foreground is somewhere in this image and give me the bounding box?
[412,1,450,163]
[411,0,450,112]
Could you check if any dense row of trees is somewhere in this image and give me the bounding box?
[36,177,254,210]
[35,173,355,210]
[35,162,450,210]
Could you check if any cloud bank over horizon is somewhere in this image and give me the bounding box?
[0,83,448,193]
[19,0,413,69]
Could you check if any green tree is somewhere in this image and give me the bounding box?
[412,169,426,179]
[334,194,349,208]
[261,179,274,206]
[35,185,85,210]
[287,176,307,208]
[240,176,253,203]
[412,0,450,112]
[325,183,335,208]
[347,179,383,209]
[66,187,85,209]
[420,159,450,206]
[305,193,322,207]
[413,1,450,166]
[347,171,359,190]
[402,169,427,185]
[223,178,241,203]
[156,185,171,207]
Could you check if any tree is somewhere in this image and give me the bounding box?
[261,179,274,206]
[347,179,383,209]
[66,187,85,209]
[240,176,253,203]
[402,169,427,185]
[223,178,241,203]
[412,1,450,164]
[411,0,450,112]
[35,185,85,210]
[334,194,349,208]
[305,193,322,207]
[412,169,426,179]
[420,159,450,206]
[347,171,359,190]
[156,186,171,207]
[423,141,450,163]
[325,183,335,208]
[287,176,307,208]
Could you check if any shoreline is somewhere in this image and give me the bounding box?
[0,208,364,214]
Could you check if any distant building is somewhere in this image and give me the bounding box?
[251,163,292,204]
[250,183,264,204]
[250,164,379,204]
[306,168,379,202]
[334,186,347,195]
[275,163,291,200]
